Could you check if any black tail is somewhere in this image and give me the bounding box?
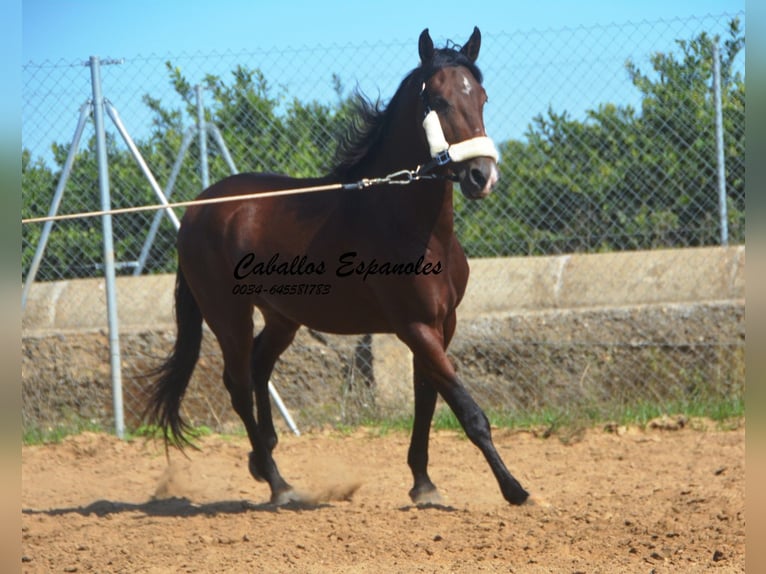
[144,269,203,449]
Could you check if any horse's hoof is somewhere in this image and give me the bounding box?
[270,488,303,506]
[502,483,531,506]
[409,485,442,506]
[522,493,553,509]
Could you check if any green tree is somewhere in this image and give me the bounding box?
[22,63,352,280]
[624,18,745,247]
[456,18,745,256]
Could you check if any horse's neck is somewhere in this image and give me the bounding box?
[407,180,456,237]
[342,92,457,243]
[347,178,455,252]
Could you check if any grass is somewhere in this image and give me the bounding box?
[22,396,744,446]
[22,421,216,446]
[314,392,745,441]
[345,394,745,440]
[23,419,105,445]
[482,394,745,436]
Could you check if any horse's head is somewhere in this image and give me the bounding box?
[418,27,499,200]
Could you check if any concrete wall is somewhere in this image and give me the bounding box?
[462,245,744,315]
[22,246,745,429]
[23,246,745,333]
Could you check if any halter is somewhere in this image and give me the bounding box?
[417,82,499,177]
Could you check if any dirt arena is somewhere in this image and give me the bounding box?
[22,421,744,573]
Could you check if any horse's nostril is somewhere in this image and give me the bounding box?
[470,168,487,189]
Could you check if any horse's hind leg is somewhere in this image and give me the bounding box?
[215,311,294,503]
[250,312,299,453]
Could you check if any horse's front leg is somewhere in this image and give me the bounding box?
[400,322,529,506]
[407,310,459,505]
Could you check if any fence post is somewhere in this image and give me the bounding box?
[89,56,125,439]
[196,85,210,189]
[712,42,728,246]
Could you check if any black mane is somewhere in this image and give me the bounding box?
[331,44,483,180]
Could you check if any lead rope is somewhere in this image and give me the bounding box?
[22,86,497,226]
[20,167,449,225]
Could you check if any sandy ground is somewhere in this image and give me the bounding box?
[22,421,744,573]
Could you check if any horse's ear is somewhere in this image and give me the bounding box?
[419,29,434,64]
[460,26,481,62]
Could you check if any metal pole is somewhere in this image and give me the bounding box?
[269,382,300,436]
[133,127,196,276]
[103,101,181,230]
[22,101,92,310]
[134,122,240,276]
[712,42,728,246]
[207,124,239,173]
[89,56,125,439]
[161,127,198,200]
[196,85,210,189]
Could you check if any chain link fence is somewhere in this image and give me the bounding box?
[22,14,745,438]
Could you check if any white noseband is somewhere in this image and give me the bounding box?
[422,109,499,165]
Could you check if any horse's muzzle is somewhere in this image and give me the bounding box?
[456,156,499,200]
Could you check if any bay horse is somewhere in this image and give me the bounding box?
[147,27,530,506]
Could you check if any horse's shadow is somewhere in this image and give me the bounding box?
[23,497,462,519]
[398,502,459,513]
[22,496,330,519]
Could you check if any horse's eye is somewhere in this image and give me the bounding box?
[431,96,450,111]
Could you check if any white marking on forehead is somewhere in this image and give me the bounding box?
[461,74,472,95]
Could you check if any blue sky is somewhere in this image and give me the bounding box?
[22,0,744,62]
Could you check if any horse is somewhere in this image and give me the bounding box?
[146,27,530,506]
